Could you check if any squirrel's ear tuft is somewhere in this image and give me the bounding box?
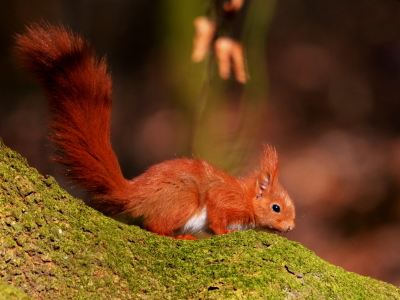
[260,145,278,169]
[260,144,279,178]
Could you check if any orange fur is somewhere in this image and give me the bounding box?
[15,23,295,240]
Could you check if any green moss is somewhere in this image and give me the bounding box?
[0,281,31,300]
[0,138,399,299]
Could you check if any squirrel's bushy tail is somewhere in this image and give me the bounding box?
[15,23,132,215]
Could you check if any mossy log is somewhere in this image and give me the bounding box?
[0,281,31,300]
[0,139,399,299]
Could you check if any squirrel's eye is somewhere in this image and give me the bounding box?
[271,204,281,213]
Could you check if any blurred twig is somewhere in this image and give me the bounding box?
[188,0,276,173]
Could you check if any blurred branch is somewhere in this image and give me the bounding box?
[188,0,276,173]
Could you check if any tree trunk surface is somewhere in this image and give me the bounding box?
[0,139,399,299]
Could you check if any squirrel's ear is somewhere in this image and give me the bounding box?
[255,144,279,199]
[255,172,270,199]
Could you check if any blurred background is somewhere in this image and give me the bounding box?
[1,0,400,286]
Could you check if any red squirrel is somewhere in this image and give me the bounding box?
[15,23,295,240]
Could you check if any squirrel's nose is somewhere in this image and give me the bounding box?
[282,221,295,233]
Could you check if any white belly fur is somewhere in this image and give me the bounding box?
[178,206,255,239]
[177,207,212,239]
[226,223,254,231]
